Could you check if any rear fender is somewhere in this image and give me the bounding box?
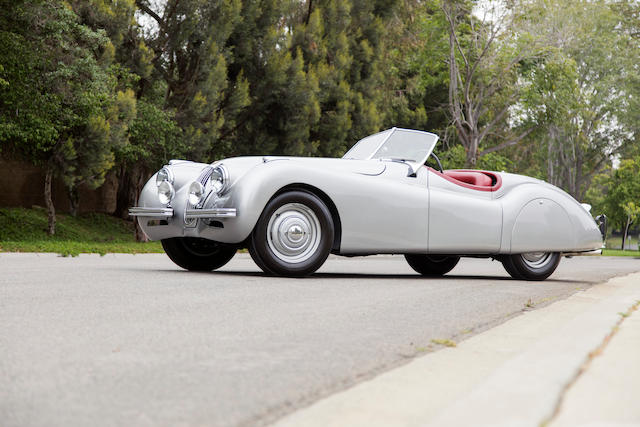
[501,183,602,253]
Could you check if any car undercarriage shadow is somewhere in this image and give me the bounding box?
[142,269,587,284]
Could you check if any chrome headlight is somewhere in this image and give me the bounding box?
[188,181,205,206]
[209,165,229,194]
[156,166,174,186]
[157,180,175,205]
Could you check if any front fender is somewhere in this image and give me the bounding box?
[200,162,345,244]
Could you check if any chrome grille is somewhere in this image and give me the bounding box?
[197,166,213,187]
[191,166,214,211]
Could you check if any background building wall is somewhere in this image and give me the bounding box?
[0,159,118,214]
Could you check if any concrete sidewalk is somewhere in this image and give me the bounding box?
[274,271,640,427]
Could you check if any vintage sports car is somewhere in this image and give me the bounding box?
[130,128,604,280]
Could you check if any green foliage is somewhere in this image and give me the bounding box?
[224,0,406,158]
[588,156,640,249]
[623,202,640,223]
[516,0,639,198]
[125,99,184,169]
[601,157,640,229]
[437,145,467,170]
[0,0,129,195]
[0,6,59,155]
[134,0,247,160]
[436,0,542,166]
[435,144,512,171]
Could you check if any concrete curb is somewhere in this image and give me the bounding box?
[273,271,640,427]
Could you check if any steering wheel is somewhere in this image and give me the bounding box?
[430,153,444,173]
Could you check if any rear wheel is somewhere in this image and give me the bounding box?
[404,254,460,276]
[248,191,334,277]
[161,237,236,271]
[500,252,560,281]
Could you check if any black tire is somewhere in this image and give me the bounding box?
[161,237,236,271]
[500,252,560,281]
[404,254,460,276]
[249,191,334,277]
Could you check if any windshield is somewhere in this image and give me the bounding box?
[343,128,439,165]
[342,129,392,160]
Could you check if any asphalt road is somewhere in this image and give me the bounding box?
[1,253,639,427]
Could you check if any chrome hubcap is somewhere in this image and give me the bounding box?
[267,203,321,263]
[521,252,553,269]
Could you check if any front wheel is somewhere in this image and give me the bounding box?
[248,191,334,277]
[500,252,560,281]
[161,237,237,271]
[404,254,460,276]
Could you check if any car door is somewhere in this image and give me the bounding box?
[427,170,502,253]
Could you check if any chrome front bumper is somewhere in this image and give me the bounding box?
[185,208,237,218]
[128,207,174,217]
[128,207,237,219]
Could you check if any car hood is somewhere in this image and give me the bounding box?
[216,156,387,186]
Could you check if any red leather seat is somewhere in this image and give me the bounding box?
[443,170,493,187]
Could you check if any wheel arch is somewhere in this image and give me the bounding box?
[270,183,343,252]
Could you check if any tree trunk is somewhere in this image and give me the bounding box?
[115,164,145,219]
[135,218,148,242]
[68,185,79,217]
[44,164,56,236]
[115,165,132,220]
[547,137,554,185]
[115,163,148,242]
[305,0,313,25]
[622,215,632,250]
[466,135,478,167]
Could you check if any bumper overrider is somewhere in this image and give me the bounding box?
[128,207,237,219]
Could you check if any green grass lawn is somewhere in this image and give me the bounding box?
[602,249,640,257]
[0,207,163,256]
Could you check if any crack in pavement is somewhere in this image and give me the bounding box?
[542,299,640,426]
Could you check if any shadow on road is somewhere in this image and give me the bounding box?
[130,268,588,284]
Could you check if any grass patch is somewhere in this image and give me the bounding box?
[0,207,163,256]
[602,249,640,257]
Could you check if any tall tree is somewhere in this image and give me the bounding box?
[441,0,540,166]
[135,0,250,159]
[285,0,409,157]
[223,0,320,156]
[68,0,183,222]
[0,0,127,233]
[382,0,450,134]
[517,0,639,199]
[594,158,640,249]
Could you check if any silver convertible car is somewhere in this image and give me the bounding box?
[130,128,604,280]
